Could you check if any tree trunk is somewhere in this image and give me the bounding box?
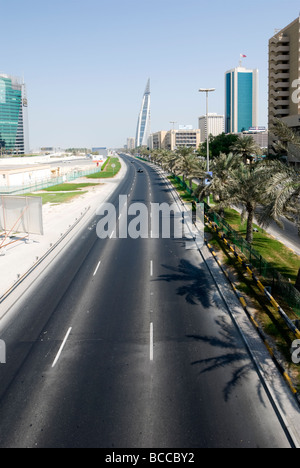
[296,268,300,293]
[246,204,254,244]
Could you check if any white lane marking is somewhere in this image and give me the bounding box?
[52,327,72,368]
[150,260,153,277]
[110,230,115,239]
[93,261,101,276]
[150,323,154,361]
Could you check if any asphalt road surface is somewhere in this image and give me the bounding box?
[0,155,293,448]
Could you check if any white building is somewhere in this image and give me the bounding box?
[127,138,135,150]
[198,114,224,142]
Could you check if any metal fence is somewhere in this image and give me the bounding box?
[0,167,101,196]
[169,175,300,317]
[203,202,300,318]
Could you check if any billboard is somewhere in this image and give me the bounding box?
[0,196,43,236]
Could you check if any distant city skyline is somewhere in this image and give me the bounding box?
[1,0,300,149]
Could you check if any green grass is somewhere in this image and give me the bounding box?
[43,182,98,192]
[26,192,87,205]
[168,173,300,283]
[167,176,194,202]
[223,208,300,283]
[87,157,121,179]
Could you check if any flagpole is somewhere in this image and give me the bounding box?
[239,54,247,67]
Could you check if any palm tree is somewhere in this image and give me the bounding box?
[173,147,205,189]
[221,162,275,243]
[270,118,300,155]
[230,135,261,164]
[256,160,300,235]
[195,152,241,216]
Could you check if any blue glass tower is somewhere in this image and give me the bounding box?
[136,79,151,147]
[0,74,29,154]
[225,67,258,134]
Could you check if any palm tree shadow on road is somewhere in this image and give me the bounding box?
[155,259,266,403]
[187,318,267,403]
[155,259,211,308]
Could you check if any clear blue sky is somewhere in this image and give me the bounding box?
[1,0,300,149]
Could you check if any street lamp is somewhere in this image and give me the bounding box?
[198,88,215,205]
[198,88,215,173]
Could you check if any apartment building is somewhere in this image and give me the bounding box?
[198,114,224,142]
[268,16,300,166]
[149,129,201,151]
[126,138,136,150]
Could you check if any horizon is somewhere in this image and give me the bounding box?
[1,0,300,149]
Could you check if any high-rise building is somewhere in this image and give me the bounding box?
[225,67,259,134]
[268,16,300,166]
[198,113,224,142]
[0,74,29,154]
[136,79,151,147]
[126,137,135,150]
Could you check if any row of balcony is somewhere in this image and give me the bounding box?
[270,54,290,62]
[269,71,290,80]
[269,108,290,116]
[269,63,290,71]
[269,80,290,89]
[269,97,289,106]
[269,89,289,98]
[269,44,290,54]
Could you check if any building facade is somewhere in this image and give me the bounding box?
[149,129,201,152]
[268,16,300,166]
[225,67,259,134]
[126,138,136,150]
[0,74,29,154]
[136,79,151,147]
[198,113,224,142]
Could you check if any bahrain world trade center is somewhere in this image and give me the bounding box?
[136,79,151,148]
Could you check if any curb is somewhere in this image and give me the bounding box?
[205,216,300,340]
[205,238,300,407]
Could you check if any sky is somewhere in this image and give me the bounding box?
[1,0,300,150]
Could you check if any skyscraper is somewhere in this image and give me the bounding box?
[225,67,259,134]
[136,79,151,148]
[268,16,300,166]
[0,74,29,154]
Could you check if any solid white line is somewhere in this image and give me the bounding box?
[150,322,154,361]
[110,230,115,239]
[150,260,153,277]
[93,261,101,276]
[52,327,72,368]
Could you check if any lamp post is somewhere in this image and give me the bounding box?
[199,88,215,205]
[198,88,215,173]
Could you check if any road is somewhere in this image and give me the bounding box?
[0,155,294,448]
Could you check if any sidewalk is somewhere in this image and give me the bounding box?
[0,158,127,299]
[234,205,300,257]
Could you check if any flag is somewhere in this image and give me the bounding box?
[240,54,247,58]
